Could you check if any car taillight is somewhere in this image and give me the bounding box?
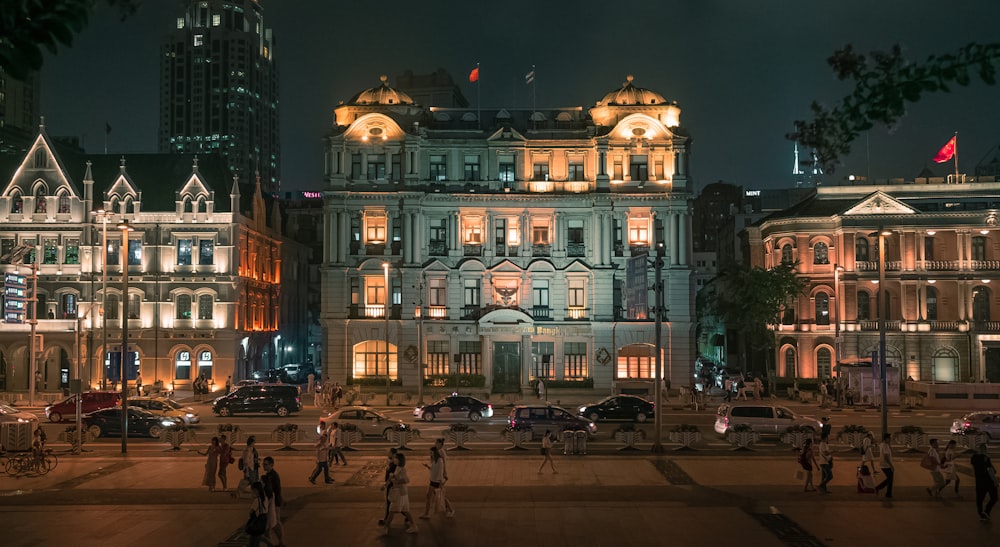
[965,421,972,428]
[487,404,493,410]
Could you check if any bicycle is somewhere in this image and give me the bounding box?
[4,449,57,477]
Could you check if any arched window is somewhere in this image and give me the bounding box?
[196,350,213,379]
[932,347,959,382]
[11,192,23,214]
[855,237,869,262]
[785,348,797,377]
[815,292,830,325]
[34,186,47,213]
[197,294,213,320]
[106,294,119,320]
[58,192,70,214]
[857,291,871,321]
[184,199,193,213]
[926,286,938,320]
[175,350,192,380]
[198,198,207,213]
[352,340,398,379]
[813,242,829,265]
[781,244,793,265]
[973,286,991,322]
[176,294,192,319]
[817,348,832,379]
[973,236,988,261]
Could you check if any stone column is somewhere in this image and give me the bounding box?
[402,211,412,263]
[339,211,349,263]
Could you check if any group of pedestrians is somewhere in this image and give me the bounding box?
[924,437,998,521]
[308,421,348,484]
[227,436,286,547]
[313,381,344,408]
[378,437,457,536]
[201,434,234,492]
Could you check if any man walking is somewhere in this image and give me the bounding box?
[309,426,334,484]
[927,438,946,497]
[261,456,285,547]
[817,434,833,494]
[875,433,895,498]
[971,443,998,521]
[329,422,348,466]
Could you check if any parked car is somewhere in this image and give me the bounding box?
[252,369,289,384]
[950,411,1000,438]
[129,396,200,425]
[578,394,655,423]
[413,395,494,422]
[318,406,409,438]
[713,402,822,436]
[507,405,597,439]
[0,403,38,427]
[83,407,181,438]
[212,384,302,417]
[281,363,319,384]
[45,391,121,422]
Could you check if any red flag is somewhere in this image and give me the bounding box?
[469,66,479,83]
[933,136,956,163]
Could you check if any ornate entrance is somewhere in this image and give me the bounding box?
[492,342,521,393]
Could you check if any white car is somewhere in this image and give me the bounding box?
[950,411,1000,438]
[317,406,409,438]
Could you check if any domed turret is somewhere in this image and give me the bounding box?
[349,75,414,106]
[596,75,667,106]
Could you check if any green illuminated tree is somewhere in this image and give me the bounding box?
[0,0,139,80]
[789,42,1000,173]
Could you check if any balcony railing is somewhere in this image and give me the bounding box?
[365,242,385,255]
[429,241,447,256]
[460,305,481,320]
[494,244,519,257]
[929,321,960,331]
[859,320,902,331]
[425,305,448,319]
[349,305,401,320]
[567,242,586,257]
[856,261,901,271]
[974,321,1000,332]
[566,307,588,320]
[531,306,551,320]
[919,260,959,271]
[971,260,1000,270]
[532,243,551,257]
[629,244,649,255]
[464,243,482,256]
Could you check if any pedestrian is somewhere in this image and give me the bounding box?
[247,481,272,547]
[237,436,260,498]
[538,429,557,474]
[820,416,832,439]
[261,456,285,547]
[202,436,221,492]
[313,380,322,407]
[860,432,878,477]
[874,433,895,498]
[817,434,833,494]
[942,439,960,496]
[334,383,343,408]
[819,381,829,407]
[224,375,232,394]
[135,372,142,396]
[329,422,347,466]
[753,376,763,400]
[971,443,998,521]
[218,434,232,491]
[381,452,418,535]
[421,445,455,518]
[799,437,818,492]
[309,428,334,484]
[378,448,399,525]
[926,438,946,497]
[537,378,546,400]
[723,377,733,402]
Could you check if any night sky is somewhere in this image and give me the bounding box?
[39,0,1000,193]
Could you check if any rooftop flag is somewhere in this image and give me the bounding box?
[469,66,479,83]
[933,135,956,163]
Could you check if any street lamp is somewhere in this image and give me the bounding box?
[834,264,844,407]
[652,242,666,453]
[95,209,110,389]
[118,219,132,453]
[876,229,890,437]
[383,262,391,406]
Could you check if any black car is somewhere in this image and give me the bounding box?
[252,369,290,383]
[577,394,655,423]
[413,395,494,422]
[212,384,302,417]
[83,407,181,438]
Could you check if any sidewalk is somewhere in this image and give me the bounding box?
[2,446,998,546]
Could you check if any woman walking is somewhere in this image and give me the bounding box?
[237,436,260,499]
[218,434,232,491]
[381,452,418,535]
[247,481,273,547]
[538,430,557,474]
[942,439,960,496]
[421,445,454,518]
[202,436,221,492]
[817,434,833,494]
[800,437,818,492]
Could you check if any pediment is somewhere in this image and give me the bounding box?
[608,113,674,142]
[489,259,524,273]
[563,259,594,272]
[421,259,451,273]
[842,191,918,216]
[343,113,407,141]
[3,132,78,199]
[486,125,526,142]
[478,307,533,327]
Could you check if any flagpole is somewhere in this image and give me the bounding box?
[476,62,481,130]
[953,132,959,180]
[532,64,536,126]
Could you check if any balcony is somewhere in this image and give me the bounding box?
[919,260,959,271]
[532,243,551,257]
[460,305,481,320]
[391,241,401,255]
[463,243,482,257]
[567,242,586,257]
[425,305,448,319]
[566,307,589,320]
[971,260,1000,270]
[614,244,625,257]
[855,261,901,272]
[349,305,401,320]
[495,244,519,257]
[859,320,902,331]
[629,244,649,256]
[974,321,1000,332]
[429,241,447,256]
[365,242,385,255]
[531,306,552,320]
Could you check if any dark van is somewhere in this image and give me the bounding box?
[212,384,302,417]
[45,391,121,422]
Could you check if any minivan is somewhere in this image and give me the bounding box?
[212,384,302,417]
[45,391,121,422]
[507,404,598,439]
[713,403,822,436]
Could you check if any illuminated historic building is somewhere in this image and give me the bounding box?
[746,175,1000,383]
[0,123,301,398]
[321,74,696,397]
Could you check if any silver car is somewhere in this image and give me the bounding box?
[0,403,38,426]
[317,406,409,438]
[950,411,1000,438]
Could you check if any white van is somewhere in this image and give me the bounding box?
[713,403,822,436]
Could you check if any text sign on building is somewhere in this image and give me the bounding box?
[3,273,27,323]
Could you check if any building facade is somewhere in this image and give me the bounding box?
[0,124,300,399]
[158,0,280,191]
[320,75,696,397]
[747,176,1000,384]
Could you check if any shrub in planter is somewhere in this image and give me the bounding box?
[893,425,926,452]
[726,423,759,450]
[668,424,702,450]
[446,422,477,450]
[216,423,243,444]
[836,424,869,450]
[614,424,646,450]
[386,423,419,449]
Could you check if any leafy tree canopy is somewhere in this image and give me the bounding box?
[0,0,139,80]
[789,42,1000,173]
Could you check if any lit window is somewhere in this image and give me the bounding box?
[176,18,184,29]
[198,294,213,320]
[175,351,191,380]
[564,342,588,379]
[628,218,649,244]
[568,279,586,308]
[212,14,221,26]
[429,278,446,307]
[177,239,193,266]
[532,223,550,245]
[176,294,192,319]
[366,216,387,243]
[463,217,482,244]
[197,351,213,379]
[194,34,204,47]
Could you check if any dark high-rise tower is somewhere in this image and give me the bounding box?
[159,0,279,191]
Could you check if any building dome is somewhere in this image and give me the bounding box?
[597,75,667,106]
[349,75,414,106]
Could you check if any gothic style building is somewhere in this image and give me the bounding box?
[0,123,302,398]
[321,75,696,397]
[746,175,1000,384]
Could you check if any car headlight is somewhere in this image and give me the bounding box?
[17,417,30,423]
[185,413,195,418]
[161,419,175,427]
[579,406,587,413]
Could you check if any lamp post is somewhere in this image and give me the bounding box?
[96,209,109,390]
[652,243,665,453]
[118,220,131,453]
[383,262,391,406]
[834,264,844,407]
[877,228,890,438]
[74,308,89,454]
[416,275,424,405]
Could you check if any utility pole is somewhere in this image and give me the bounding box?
[652,242,666,453]
[119,220,131,453]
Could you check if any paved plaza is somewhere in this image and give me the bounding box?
[1,443,998,547]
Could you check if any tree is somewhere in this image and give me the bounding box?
[0,0,139,80]
[789,42,1000,173]
[698,263,805,377]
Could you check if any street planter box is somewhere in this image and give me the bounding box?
[386,428,419,449]
[892,431,926,453]
[271,429,300,450]
[726,430,760,450]
[503,428,532,450]
[780,430,814,451]
[340,428,362,451]
[953,431,990,452]
[216,425,243,445]
[445,429,477,450]
[163,429,194,451]
[668,430,701,450]
[614,429,646,451]
[836,429,869,451]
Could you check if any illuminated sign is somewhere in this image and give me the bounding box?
[745,190,761,197]
[300,191,323,199]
